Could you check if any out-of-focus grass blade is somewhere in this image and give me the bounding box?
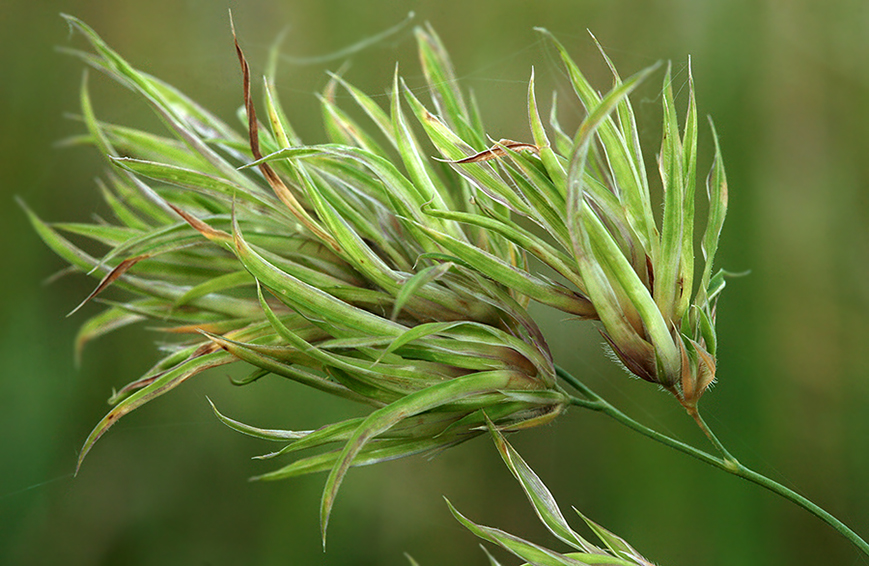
[104,170,177,226]
[320,83,390,158]
[53,222,140,247]
[93,178,152,232]
[548,92,573,156]
[74,119,219,174]
[328,72,396,147]
[19,198,252,316]
[78,70,178,220]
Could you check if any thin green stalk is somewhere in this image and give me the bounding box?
[556,365,869,558]
[685,404,738,466]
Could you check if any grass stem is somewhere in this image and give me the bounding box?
[556,365,869,558]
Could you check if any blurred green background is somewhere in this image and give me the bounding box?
[2,0,868,564]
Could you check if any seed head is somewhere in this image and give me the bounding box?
[28,16,577,542]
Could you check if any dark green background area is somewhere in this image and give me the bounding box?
[2,1,868,564]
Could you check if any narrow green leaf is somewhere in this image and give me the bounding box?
[263,75,301,148]
[528,68,567,191]
[422,205,581,291]
[74,307,145,366]
[231,214,405,338]
[414,24,484,148]
[94,178,152,232]
[589,32,649,194]
[496,145,572,248]
[320,85,390,157]
[391,69,464,235]
[76,350,233,474]
[538,27,658,253]
[54,222,140,247]
[679,59,699,320]
[258,282,445,396]
[208,397,312,441]
[488,425,601,554]
[391,262,453,321]
[20,199,257,319]
[573,509,647,565]
[446,499,592,566]
[257,436,461,482]
[201,331,377,405]
[548,92,573,155]
[174,270,253,307]
[320,369,529,545]
[654,62,685,322]
[416,223,594,317]
[112,157,292,221]
[404,94,533,219]
[697,118,728,308]
[78,70,178,220]
[62,15,250,186]
[256,418,366,459]
[582,209,680,378]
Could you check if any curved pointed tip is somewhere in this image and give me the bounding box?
[74,440,93,478]
[320,486,333,551]
[320,513,329,551]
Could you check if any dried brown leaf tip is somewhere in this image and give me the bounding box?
[438,139,540,163]
[168,203,231,243]
[68,254,152,316]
